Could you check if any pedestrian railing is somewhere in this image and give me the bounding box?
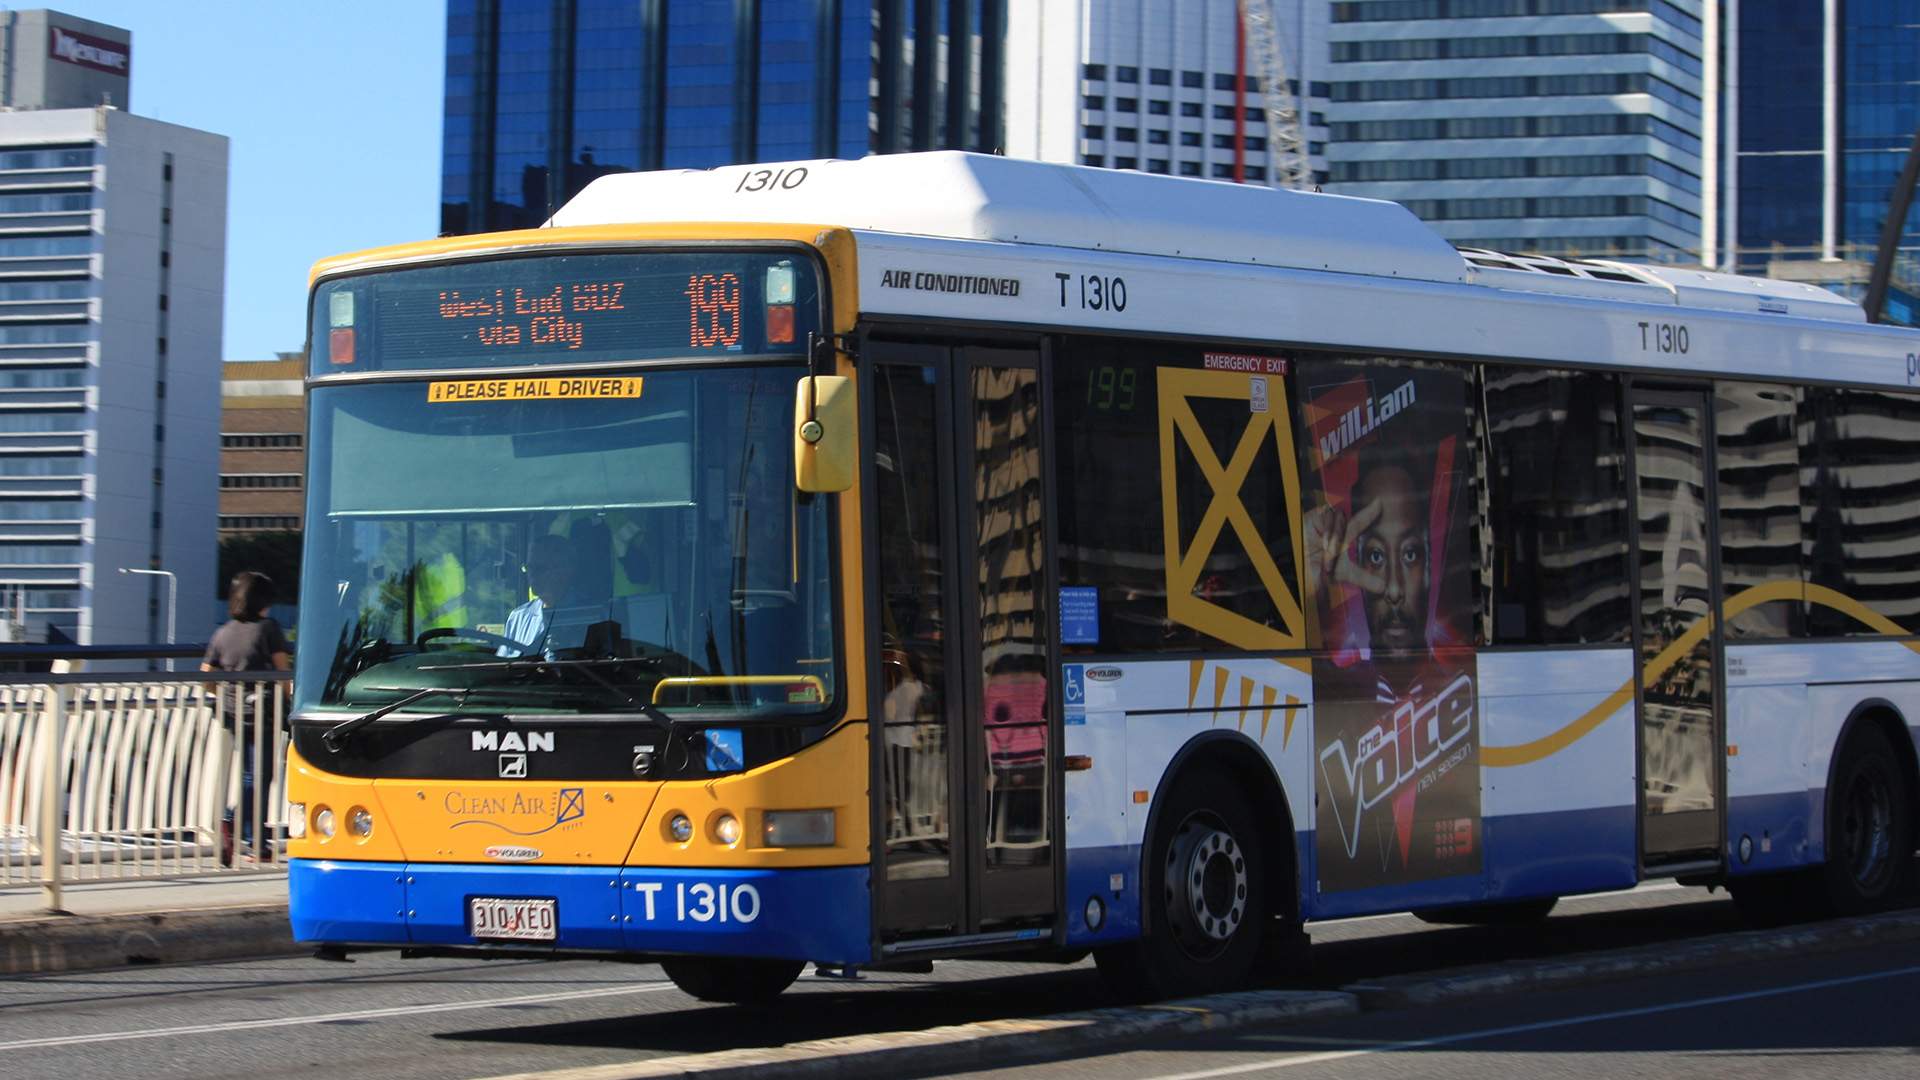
[0,671,291,908]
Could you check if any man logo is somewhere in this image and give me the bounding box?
[472,730,555,753]
[498,753,528,779]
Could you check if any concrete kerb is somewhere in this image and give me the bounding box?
[0,903,297,975]
[479,907,1920,1080]
[481,990,1360,1080]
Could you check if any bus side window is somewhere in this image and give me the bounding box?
[1478,367,1633,647]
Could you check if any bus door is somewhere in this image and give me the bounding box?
[1628,387,1726,869]
[867,340,1058,941]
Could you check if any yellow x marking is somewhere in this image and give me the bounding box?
[1157,368,1308,651]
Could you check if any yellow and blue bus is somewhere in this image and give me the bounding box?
[287,152,1918,1002]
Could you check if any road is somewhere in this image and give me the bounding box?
[933,942,1920,1080]
[0,885,1905,1080]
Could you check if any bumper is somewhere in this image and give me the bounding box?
[289,858,873,965]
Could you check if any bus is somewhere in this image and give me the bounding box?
[286,152,1919,1003]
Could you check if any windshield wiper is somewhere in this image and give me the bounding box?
[416,655,645,711]
[323,686,472,753]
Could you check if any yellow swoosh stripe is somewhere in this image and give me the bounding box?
[1482,581,1920,768]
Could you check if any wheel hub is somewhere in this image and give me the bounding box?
[1164,818,1248,955]
[1842,766,1894,891]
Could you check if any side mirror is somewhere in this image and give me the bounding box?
[794,375,855,493]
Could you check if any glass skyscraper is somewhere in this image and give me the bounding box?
[442,0,1007,235]
[1731,0,1919,323]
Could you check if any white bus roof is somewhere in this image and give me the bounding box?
[551,151,1864,324]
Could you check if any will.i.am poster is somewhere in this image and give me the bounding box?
[1299,360,1482,893]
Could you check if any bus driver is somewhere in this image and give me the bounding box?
[500,532,581,659]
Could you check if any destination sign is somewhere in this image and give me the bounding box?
[312,252,817,376]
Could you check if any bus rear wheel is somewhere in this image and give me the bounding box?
[1820,724,1913,915]
[1096,768,1268,1001]
[660,957,804,1004]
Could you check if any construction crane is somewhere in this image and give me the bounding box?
[1236,0,1311,190]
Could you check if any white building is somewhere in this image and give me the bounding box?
[1004,0,1330,188]
[1318,0,1709,263]
[0,106,226,644]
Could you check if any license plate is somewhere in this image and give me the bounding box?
[468,897,557,942]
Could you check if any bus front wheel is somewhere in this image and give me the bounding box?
[660,957,804,1004]
[1097,768,1267,1001]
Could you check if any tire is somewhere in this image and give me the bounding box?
[1412,897,1557,926]
[1819,724,1914,916]
[660,957,804,1004]
[1096,768,1270,1001]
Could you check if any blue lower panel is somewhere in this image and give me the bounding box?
[290,859,409,944]
[1726,791,1817,876]
[619,866,871,965]
[1484,805,1637,899]
[1307,806,1636,920]
[1309,869,1487,920]
[288,858,872,966]
[1063,844,1141,947]
[406,863,627,950]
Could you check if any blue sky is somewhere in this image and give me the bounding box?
[65,1,446,360]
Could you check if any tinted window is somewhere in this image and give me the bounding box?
[1801,387,1920,635]
[1054,339,1302,653]
[1479,368,1632,645]
[1716,383,1803,638]
[872,362,953,884]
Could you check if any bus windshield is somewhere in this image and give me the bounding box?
[293,364,836,718]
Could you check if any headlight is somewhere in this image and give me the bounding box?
[287,803,307,839]
[761,809,835,847]
[347,807,374,838]
[313,806,336,839]
[712,813,741,846]
[667,813,693,843]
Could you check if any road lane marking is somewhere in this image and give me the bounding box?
[1139,963,1920,1079]
[0,982,680,1052]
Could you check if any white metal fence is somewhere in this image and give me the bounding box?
[0,673,291,907]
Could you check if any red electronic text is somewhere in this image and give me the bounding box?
[433,281,635,353]
[685,273,742,349]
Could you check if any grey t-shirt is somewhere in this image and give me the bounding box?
[203,617,289,673]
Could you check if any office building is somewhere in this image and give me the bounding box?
[441,0,1008,235]
[0,104,226,645]
[218,356,303,536]
[1004,0,1330,187]
[1728,0,1920,323]
[1318,0,1708,263]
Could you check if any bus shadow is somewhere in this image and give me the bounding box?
[1289,895,1746,989]
[436,896,1754,1057]
[435,967,1115,1055]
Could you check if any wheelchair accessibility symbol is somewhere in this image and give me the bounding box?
[1063,664,1085,707]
